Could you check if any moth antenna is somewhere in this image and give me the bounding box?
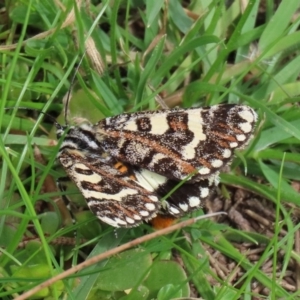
[64,51,87,126]
[39,111,63,129]
[4,107,63,130]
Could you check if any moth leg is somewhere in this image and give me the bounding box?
[57,176,79,231]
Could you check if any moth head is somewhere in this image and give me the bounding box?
[57,123,104,155]
[55,123,69,139]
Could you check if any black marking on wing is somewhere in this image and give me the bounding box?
[94,104,257,182]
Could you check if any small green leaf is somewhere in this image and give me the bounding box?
[96,249,152,292]
[143,261,189,299]
[40,211,59,235]
[157,284,182,300]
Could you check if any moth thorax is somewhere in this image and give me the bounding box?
[93,128,108,142]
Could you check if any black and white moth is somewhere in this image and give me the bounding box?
[56,104,257,227]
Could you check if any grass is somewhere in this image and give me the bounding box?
[1,0,300,299]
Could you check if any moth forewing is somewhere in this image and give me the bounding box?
[93,104,257,182]
[56,124,160,228]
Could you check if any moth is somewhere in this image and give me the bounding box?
[56,104,257,228]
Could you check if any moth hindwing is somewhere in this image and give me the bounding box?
[56,104,257,227]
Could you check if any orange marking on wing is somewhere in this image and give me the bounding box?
[108,130,196,175]
[114,161,136,179]
[197,157,212,168]
[217,122,245,135]
[212,130,238,142]
[114,161,129,174]
[129,175,136,180]
[169,120,188,131]
[114,161,123,168]
[216,139,230,148]
[64,152,147,193]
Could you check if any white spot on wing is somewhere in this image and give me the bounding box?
[74,163,89,170]
[123,121,138,131]
[140,210,150,216]
[236,134,246,141]
[85,188,137,201]
[211,159,223,168]
[133,214,142,220]
[135,169,167,191]
[239,122,252,133]
[188,196,201,207]
[198,167,210,175]
[77,173,102,184]
[230,142,238,148]
[99,216,125,227]
[126,217,135,224]
[223,148,232,158]
[114,218,127,226]
[145,203,156,211]
[238,108,255,123]
[149,116,169,134]
[170,206,180,215]
[179,203,188,211]
[149,195,159,202]
[181,111,206,160]
[181,147,196,160]
[200,187,209,198]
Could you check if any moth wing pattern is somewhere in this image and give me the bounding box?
[134,168,219,217]
[56,104,257,228]
[94,104,257,182]
[57,126,160,228]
